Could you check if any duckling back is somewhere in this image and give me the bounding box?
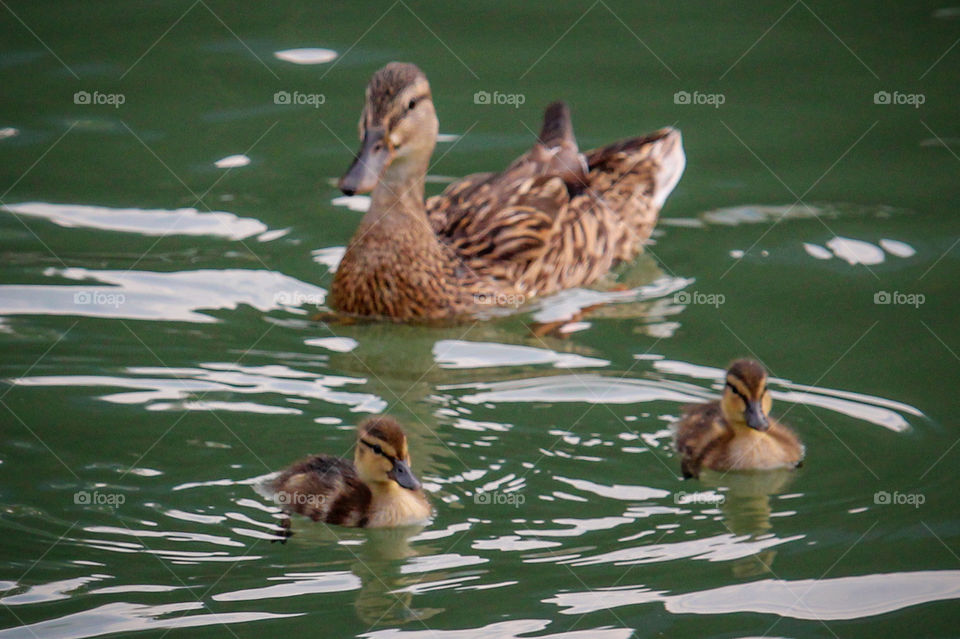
[272,455,372,527]
[675,402,731,479]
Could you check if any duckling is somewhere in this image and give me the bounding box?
[271,416,431,530]
[674,359,804,479]
[330,62,685,320]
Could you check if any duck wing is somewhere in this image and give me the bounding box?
[426,104,684,297]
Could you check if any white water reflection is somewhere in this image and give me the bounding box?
[547,570,960,621]
[0,267,328,322]
[0,601,300,639]
[214,154,250,168]
[450,375,707,406]
[562,532,803,567]
[13,361,385,413]
[360,618,632,639]
[434,340,608,370]
[213,570,360,601]
[531,275,690,324]
[1,202,269,240]
[273,48,338,64]
[701,204,822,225]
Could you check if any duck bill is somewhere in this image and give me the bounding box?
[388,459,421,491]
[338,128,390,195]
[745,401,770,432]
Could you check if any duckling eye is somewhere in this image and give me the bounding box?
[371,443,383,456]
[407,98,418,111]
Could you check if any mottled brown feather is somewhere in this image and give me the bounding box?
[271,455,372,526]
[331,65,684,320]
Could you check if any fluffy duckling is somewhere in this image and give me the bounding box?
[272,416,431,529]
[674,359,804,479]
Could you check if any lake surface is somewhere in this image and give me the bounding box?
[1,1,958,637]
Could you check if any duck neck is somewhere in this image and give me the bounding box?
[363,156,429,231]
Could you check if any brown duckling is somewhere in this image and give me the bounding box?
[330,62,685,320]
[674,359,804,479]
[272,416,431,529]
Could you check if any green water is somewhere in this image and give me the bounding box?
[1,1,959,637]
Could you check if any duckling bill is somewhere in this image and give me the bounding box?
[674,360,804,479]
[272,416,431,532]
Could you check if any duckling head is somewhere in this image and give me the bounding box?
[354,416,422,491]
[339,62,438,195]
[721,359,772,432]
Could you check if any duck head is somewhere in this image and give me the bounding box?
[354,415,422,491]
[721,359,772,432]
[339,62,438,195]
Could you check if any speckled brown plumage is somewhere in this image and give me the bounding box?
[272,455,372,527]
[329,62,685,321]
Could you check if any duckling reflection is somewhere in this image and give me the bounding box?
[272,518,444,625]
[697,468,797,577]
[674,359,804,576]
[353,526,444,625]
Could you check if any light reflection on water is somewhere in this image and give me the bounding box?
[546,570,960,621]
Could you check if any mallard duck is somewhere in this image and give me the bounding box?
[674,359,804,479]
[330,62,685,320]
[272,416,431,530]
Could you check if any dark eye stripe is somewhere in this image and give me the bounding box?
[361,439,393,461]
[725,381,750,404]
